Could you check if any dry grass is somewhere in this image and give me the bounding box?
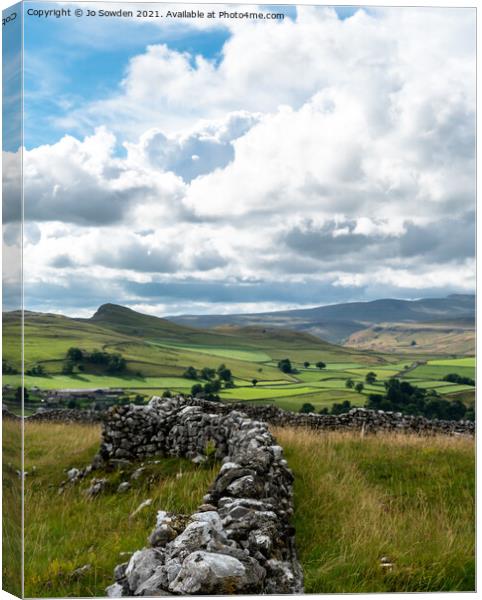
[273,427,475,593]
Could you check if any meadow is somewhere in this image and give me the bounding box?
[19,419,475,596]
[275,427,475,593]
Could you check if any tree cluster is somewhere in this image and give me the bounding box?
[185,363,235,401]
[366,378,473,421]
[443,373,475,386]
[301,377,474,422]
[63,347,126,375]
[26,363,47,376]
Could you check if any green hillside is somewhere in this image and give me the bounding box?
[2,305,475,413]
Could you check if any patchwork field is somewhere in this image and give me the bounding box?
[3,306,475,415]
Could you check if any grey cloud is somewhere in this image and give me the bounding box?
[282,213,474,273]
[142,112,259,183]
[24,181,150,226]
[50,254,77,268]
[190,249,228,271]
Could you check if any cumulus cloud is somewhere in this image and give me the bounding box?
[19,6,475,314]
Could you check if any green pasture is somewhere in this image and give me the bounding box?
[428,358,475,367]
[406,365,475,381]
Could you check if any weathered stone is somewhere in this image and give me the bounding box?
[105,583,125,597]
[125,549,162,592]
[85,478,107,498]
[149,524,177,547]
[170,551,250,594]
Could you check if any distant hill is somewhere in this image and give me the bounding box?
[167,294,475,347]
[345,319,475,355]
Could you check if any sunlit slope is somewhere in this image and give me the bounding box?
[345,320,474,355]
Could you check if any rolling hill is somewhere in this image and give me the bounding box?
[167,294,475,351]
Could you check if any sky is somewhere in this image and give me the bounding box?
[2,3,476,317]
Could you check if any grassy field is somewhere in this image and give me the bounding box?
[3,306,475,414]
[274,427,475,593]
[22,420,219,598]
[19,419,475,596]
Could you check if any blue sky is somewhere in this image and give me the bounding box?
[23,3,297,148]
[5,4,475,317]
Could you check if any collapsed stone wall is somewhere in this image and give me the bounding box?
[96,397,303,596]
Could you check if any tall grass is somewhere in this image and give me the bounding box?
[2,418,23,597]
[273,427,475,593]
[23,422,218,597]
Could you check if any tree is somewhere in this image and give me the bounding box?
[252,378,258,386]
[201,367,216,380]
[355,382,364,393]
[303,361,310,368]
[411,340,417,346]
[205,379,221,394]
[66,347,83,361]
[300,403,315,414]
[277,358,293,374]
[62,360,75,375]
[365,371,377,384]
[106,354,126,373]
[183,366,198,380]
[162,390,172,398]
[315,361,326,370]
[331,400,352,415]
[26,364,46,376]
[345,378,355,389]
[191,383,203,396]
[218,367,233,382]
[67,398,80,409]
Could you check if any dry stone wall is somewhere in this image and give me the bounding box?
[183,398,475,436]
[4,398,474,435]
[96,397,303,596]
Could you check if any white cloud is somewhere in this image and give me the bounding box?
[19,6,475,314]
